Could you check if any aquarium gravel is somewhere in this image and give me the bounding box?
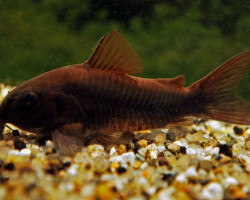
[0,84,249,200]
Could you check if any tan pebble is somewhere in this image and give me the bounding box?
[87,144,104,152]
[155,133,166,143]
[96,182,116,200]
[133,160,142,169]
[224,185,247,199]
[118,144,126,154]
[218,155,232,165]
[138,139,148,147]
[142,170,150,178]
[93,157,110,173]
[199,160,213,171]
[6,140,14,148]
[167,143,180,153]
[3,132,13,140]
[111,162,119,170]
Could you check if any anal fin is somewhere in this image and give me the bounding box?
[92,131,135,147]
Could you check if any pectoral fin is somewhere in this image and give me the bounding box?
[52,129,85,157]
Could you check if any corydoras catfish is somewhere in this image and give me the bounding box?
[0,29,250,156]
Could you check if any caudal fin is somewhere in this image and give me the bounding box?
[190,51,250,125]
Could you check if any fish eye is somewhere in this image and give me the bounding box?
[22,92,37,106]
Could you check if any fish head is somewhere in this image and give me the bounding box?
[0,80,57,133]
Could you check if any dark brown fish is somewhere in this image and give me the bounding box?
[0,29,250,156]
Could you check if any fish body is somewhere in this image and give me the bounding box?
[0,29,250,156]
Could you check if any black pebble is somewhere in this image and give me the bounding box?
[132,138,138,143]
[233,126,244,135]
[36,136,52,146]
[112,186,117,192]
[133,142,140,153]
[12,130,20,137]
[166,132,176,142]
[179,146,186,154]
[117,166,126,174]
[4,163,15,171]
[218,144,232,157]
[45,168,56,175]
[14,137,26,150]
[62,161,71,168]
[162,173,176,185]
[126,143,132,151]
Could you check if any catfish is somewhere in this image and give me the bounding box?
[0,29,250,156]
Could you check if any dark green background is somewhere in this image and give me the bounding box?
[0,0,250,101]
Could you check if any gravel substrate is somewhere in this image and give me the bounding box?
[0,84,250,200]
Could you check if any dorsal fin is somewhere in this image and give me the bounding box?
[156,75,186,87]
[85,29,143,75]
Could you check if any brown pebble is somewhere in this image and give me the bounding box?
[158,157,169,166]
[14,137,26,150]
[167,128,186,140]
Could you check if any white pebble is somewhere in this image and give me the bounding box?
[109,156,122,163]
[150,151,157,159]
[186,147,197,155]
[146,143,158,151]
[20,148,31,156]
[174,138,187,147]
[185,166,198,177]
[138,148,147,157]
[8,150,19,155]
[45,140,54,148]
[157,144,165,152]
[206,120,224,131]
[176,173,186,183]
[109,147,117,157]
[225,177,238,187]
[68,164,78,175]
[121,152,135,163]
[201,182,223,200]
[148,187,157,195]
[210,147,220,155]
[140,162,148,169]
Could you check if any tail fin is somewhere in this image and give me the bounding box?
[190,51,250,125]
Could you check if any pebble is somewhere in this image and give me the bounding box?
[185,166,198,177]
[155,133,166,143]
[121,152,135,163]
[137,139,147,147]
[201,182,223,200]
[167,143,180,153]
[166,132,176,142]
[233,126,244,135]
[225,177,238,187]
